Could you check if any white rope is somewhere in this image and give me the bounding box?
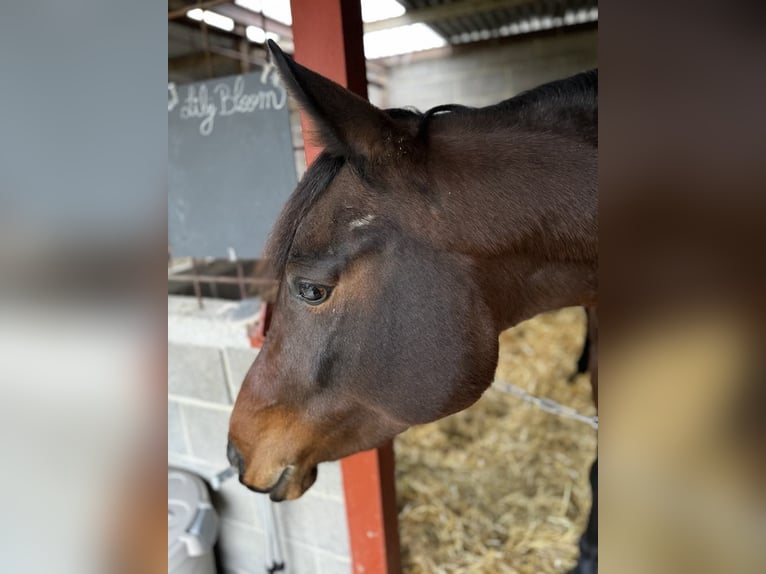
[494,379,599,429]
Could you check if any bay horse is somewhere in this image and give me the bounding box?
[229,40,597,572]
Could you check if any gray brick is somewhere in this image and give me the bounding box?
[183,405,232,467]
[223,347,259,400]
[211,478,262,530]
[217,521,322,574]
[276,494,350,556]
[168,296,259,349]
[284,541,319,574]
[168,400,187,456]
[169,343,230,404]
[317,552,351,574]
[310,461,344,500]
[217,519,268,573]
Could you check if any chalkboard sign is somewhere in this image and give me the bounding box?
[168,67,297,259]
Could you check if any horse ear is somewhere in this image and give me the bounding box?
[267,40,412,161]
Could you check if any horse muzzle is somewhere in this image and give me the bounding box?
[227,441,318,501]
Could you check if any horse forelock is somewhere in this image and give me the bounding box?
[264,152,344,278]
[261,108,443,278]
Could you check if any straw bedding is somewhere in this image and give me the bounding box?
[395,307,597,573]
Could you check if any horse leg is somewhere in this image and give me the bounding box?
[571,306,598,573]
[570,458,597,573]
[569,307,593,382]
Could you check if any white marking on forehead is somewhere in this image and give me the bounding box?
[348,214,376,230]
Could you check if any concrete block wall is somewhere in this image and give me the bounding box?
[168,295,351,574]
[382,28,597,110]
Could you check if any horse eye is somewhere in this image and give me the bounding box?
[296,281,329,305]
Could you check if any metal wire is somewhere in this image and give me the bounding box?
[256,494,286,573]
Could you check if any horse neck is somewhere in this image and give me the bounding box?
[428,124,598,329]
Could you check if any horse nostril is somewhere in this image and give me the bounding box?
[227,441,243,470]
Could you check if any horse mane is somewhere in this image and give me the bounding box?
[264,70,598,277]
[501,69,597,114]
[384,69,597,145]
[494,69,598,144]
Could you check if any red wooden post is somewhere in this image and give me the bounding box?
[289,1,402,573]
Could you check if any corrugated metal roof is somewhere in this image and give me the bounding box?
[396,0,597,44]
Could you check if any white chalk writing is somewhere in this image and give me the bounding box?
[174,71,287,136]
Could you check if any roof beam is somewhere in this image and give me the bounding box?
[364,0,532,32]
[168,0,230,20]
[167,1,293,40]
[213,4,293,39]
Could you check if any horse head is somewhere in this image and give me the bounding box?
[228,41,597,500]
